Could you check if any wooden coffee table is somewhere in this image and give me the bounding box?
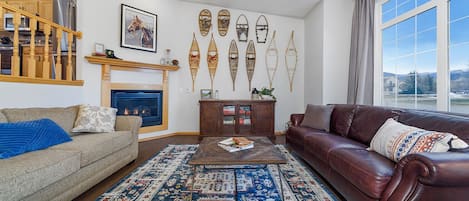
[189,137,287,200]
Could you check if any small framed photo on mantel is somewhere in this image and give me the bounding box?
[120,4,157,53]
[93,43,105,56]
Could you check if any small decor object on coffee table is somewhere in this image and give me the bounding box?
[218,137,254,152]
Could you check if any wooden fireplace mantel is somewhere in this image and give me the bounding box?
[85,56,180,134]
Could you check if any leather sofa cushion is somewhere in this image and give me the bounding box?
[304,134,366,163]
[399,110,469,143]
[329,148,395,199]
[301,104,334,132]
[0,149,80,201]
[287,127,328,153]
[1,106,79,135]
[348,105,403,145]
[50,131,132,167]
[330,104,357,137]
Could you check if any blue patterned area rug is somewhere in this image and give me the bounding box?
[97,145,340,201]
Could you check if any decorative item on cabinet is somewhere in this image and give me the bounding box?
[246,40,256,91]
[228,39,238,91]
[207,33,218,90]
[200,89,212,99]
[285,31,298,92]
[259,87,276,100]
[265,31,278,89]
[199,9,212,37]
[188,33,200,92]
[217,9,230,37]
[255,15,269,43]
[236,14,249,42]
[251,88,260,100]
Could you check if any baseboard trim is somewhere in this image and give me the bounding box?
[138,131,285,142]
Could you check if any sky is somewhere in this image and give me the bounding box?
[381,0,469,75]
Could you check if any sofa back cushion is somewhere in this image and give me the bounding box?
[0,110,7,123]
[399,110,469,143]
[330,104,357,136]
[1,106,79,135]
[348,105,403,145]
[300,104,334,132]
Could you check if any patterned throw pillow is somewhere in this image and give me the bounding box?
[369,118,468,162]
[72,105,117,133]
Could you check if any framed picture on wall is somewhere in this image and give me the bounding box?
[120,4,157,52]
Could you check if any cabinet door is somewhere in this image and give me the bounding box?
[200,102,220,136]
[222,104,236,135]
[252,102,275,136]
[237,104,252,135]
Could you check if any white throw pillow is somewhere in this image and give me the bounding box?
[369,118,468,162]
[72,105,117,133]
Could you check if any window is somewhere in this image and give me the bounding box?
[449,0,469,113]
[376,0,469,113]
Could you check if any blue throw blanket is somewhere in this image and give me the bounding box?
[0,119,72,159]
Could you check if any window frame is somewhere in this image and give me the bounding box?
[374,0,449,111]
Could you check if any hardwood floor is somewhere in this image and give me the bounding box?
[73,135,286,201]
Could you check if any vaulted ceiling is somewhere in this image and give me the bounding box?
[179,0,321,18]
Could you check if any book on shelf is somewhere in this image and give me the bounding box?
[239,118,251,125]
[218,137,254,152]
[223,106,236,115]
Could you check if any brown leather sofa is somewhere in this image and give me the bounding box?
[286,104,469,201]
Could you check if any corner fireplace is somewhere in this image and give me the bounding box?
[111,90,163,127]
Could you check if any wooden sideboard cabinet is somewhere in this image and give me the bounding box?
[199,99,276,138]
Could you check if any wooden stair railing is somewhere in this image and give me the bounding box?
[0,2,83,86]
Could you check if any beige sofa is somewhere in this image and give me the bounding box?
[0,106,142,201]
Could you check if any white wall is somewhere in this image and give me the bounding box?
[322,0,354,104]
[304,1,324,106]
[0,0,307,138]
[304,0,354,106]
[0,83,83,108]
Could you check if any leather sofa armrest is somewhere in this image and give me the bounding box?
[115,116,142,137]
[290,114,304,127]
[383,152,469,200]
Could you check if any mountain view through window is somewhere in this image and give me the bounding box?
[380,0,469,113]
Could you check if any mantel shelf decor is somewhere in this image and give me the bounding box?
[85,56,179,134]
